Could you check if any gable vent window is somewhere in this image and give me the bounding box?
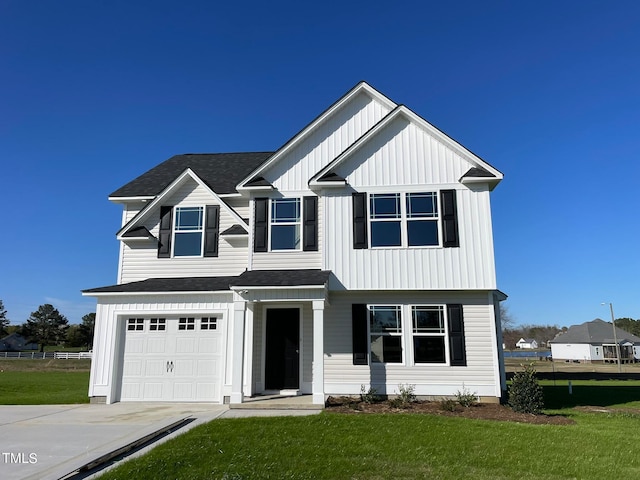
[174,207,204,256]
[270,198,301,250]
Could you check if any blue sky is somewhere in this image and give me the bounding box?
[1,1,638,327]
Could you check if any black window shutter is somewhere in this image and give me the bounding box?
[352,192,368,249]
[157,206,173,258]
[254,197,268,252]
[303,196,318,251]
[352,304,369,365]
[441,190,459,248]
[204,205,220,257]
[447,304,466,366]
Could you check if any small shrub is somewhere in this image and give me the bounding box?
[360,385,380,404]
[390,383,416,408]
[439,398,458,412]
[508,363,544,414]
[455,385,478,407]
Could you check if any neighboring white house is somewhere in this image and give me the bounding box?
[549,319,640,363]
[83,82,507,406]
[515,338,538,349]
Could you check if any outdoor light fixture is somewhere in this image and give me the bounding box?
[601,302,622,373]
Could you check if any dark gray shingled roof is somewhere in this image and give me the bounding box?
[83,270,332,293]
[83,276,237,294]
[461,167,496,178]
[549,319,640,344]
[233,269,331,287]
[221,225,248,236]
[109,152,274,198]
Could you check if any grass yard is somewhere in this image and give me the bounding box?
[97,408,640,480]
[0,359,90,404]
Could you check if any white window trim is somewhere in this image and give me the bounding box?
[269,197,302,252]
[366,304,452,366]
[172,206,204,257]
[368,192,441,249]
[368,305,405,365]
[410,305,450,366]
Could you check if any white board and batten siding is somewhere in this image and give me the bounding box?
[89,293,233,404]
[322,114,497,291]
[119,178,249,283]
[323,292,502,399]
[263,91,392,193]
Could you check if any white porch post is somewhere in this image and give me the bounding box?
[312,300,325,405]
[231,300,246,404]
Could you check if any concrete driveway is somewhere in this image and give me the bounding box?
[0,403,227,480]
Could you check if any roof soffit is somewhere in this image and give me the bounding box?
[236,81,397,191]
[310,105,503,188]
[117,168,247,239]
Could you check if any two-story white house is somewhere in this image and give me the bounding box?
[83,82,507,406]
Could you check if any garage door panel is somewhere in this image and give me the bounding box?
[120,316,224,402]
[145,359,166,376]
[143,382,164,400]
[175,337,195,354]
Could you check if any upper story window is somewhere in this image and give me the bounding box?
[369,192,439,248]
[270,198,301,251]
[353,190,458,250]
[174,207,204,256]
[158,205,219,259]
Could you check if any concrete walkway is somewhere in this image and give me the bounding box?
[0,403,320,480]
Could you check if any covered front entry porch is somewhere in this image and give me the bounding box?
[228,270,331,406]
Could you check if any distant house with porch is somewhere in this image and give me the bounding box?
[515,338,538,349]
[549,319,640,363]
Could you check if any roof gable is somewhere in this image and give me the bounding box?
[237,82,397,191]
[117,168,246,239]
[310,105,503,189]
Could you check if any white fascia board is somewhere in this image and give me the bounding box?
[82,290,231,297]
[116,168,248,239]
[108,196,155,204]
[236,82,397,192]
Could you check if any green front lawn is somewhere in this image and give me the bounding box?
[0,360,90,404]
[98,409,640,480]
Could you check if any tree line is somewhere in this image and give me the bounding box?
[0,299,94,352]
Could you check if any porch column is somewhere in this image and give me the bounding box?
[230,300,246,404]
[312,300,325,405]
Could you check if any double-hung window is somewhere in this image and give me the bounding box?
[173,207,203,256]
[369,305,403,363]
[368,192,439,247]
[270,198,301,250]
[412,306,447,363]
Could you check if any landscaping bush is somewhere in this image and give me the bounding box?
[360,384,380,404]
[508,363,544,414]
[389,383,416,408]
[455,385,478,407]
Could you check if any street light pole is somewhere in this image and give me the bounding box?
[602,302,622,373]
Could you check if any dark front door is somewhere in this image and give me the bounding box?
[265,308,300,390]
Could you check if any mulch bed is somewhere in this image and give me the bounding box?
[325,396,574,425]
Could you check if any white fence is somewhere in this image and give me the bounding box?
[0,351,92,359]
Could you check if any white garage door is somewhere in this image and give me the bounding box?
[120,316,224,402]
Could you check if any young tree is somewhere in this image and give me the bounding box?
[0,300,9,336]
[79,313,95,349]
[21,304,69,352]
